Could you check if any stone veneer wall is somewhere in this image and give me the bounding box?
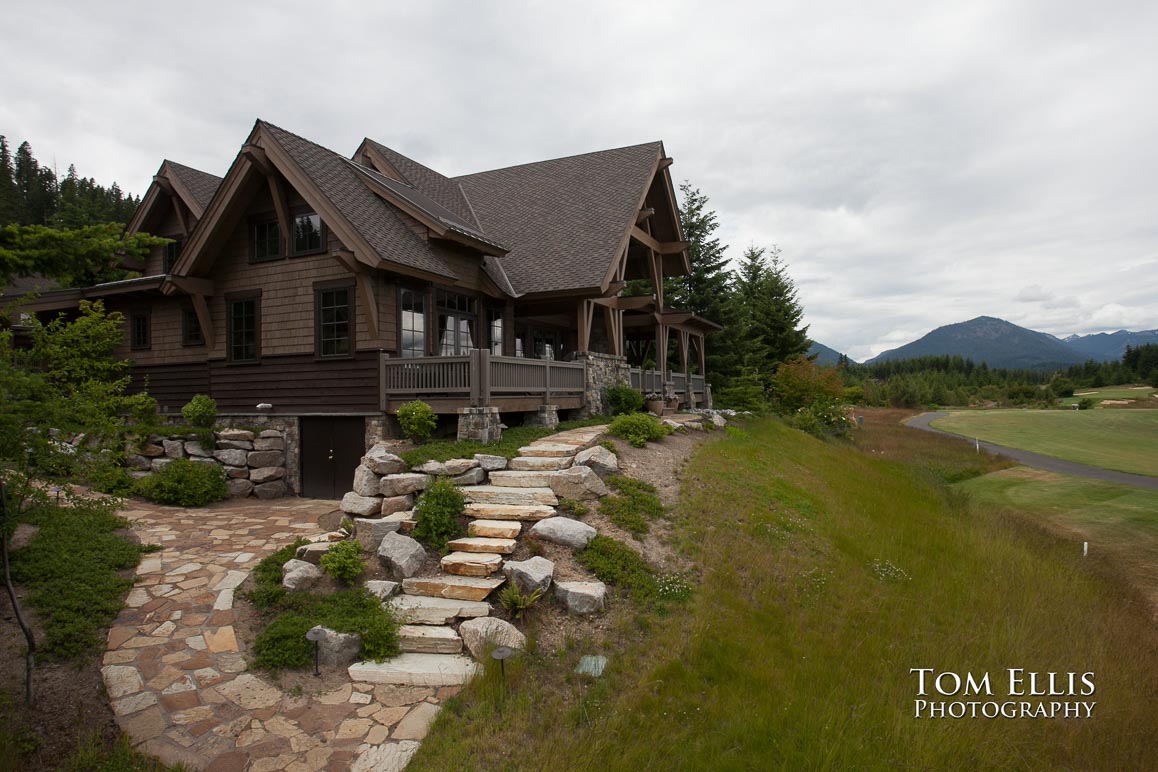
[365,415,389,452]
[125,425,290,499]
[579,352,631,417]
[217,415,301,495]
[457,406,502,442]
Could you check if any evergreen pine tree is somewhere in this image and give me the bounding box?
[0,136,17,227]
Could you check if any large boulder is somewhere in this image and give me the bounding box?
[125,454,151,471]
[150,457,173,473]
[184,440,212,458]
[253,437,285,451]
[417,458,479,477]
[363,443,406,475]
[548,466,608,501]
[213,448,248,467]
[473,454,508,472]
[162,439,185,459]
[295,542,332,564]
[711,414,727,428]
[377,532,426,579]
[381,494,415,516]
[224,465,249,479]
[247,450,284,468]
[216,439,254,451]
[364,580,400,600]
[226,478,254,498]
[574,445,618,477]
[217,428,255,442]
[379,473,431,497]
[354,517,402,551]
[450,467,486,486]
[458,617,526,660]
[282,559,322,591]
[351,464,382,497]
[139,443,165,458]
[530,517,597,549]
[502,556,554,595]
[254,480,286,499]
[554,581,606,615]
[313,626,362,668]
[341,492,382,517]
[250,466,285,484]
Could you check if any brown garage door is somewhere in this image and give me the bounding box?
[300,417,365,500]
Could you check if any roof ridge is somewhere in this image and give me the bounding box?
[163,159,223,181]
[453,140,663,180]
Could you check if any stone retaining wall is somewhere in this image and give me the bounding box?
[578,352,631,417]
[125,427,290,499]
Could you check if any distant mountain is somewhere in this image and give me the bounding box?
[1061,329,1158,362]
[867,316,1086,371]
[808,341,848,366]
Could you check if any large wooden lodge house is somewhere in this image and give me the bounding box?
[11,120,718,497]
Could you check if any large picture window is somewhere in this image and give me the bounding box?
[488,308,503,355]
[317,286,352,358]
[436,290,476,356]
[400,288,425,358]
[228,295,260,362]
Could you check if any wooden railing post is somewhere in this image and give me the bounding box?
[469,349,481,406]
[544,358,552,405]
[479,349,490,407]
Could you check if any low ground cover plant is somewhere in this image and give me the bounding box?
[599,475,664,537]
[608,413,671,448]
[577,535,657,604]
[319,540,364,584]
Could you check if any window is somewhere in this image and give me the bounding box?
[291,213,323,255]
[182,308,204,346]
[130,311,150,350]
[436,290,476,356]
[400,288,425,358]
[488,309,503,355]
[317,286,352,358]
[228,296,259,362]
[163,239,182,272]
[253,221,279,261]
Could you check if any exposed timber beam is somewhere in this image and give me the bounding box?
[190,293,215,350]
[636,207,655,224]
[630,226,688,255]
[168,276,215,296]
[658,157,674,170]
[241,144,274,176]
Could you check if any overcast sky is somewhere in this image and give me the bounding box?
[3,0,1156,360]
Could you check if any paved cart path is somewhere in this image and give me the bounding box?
[102,496,455,772]
[905,412,1158,491]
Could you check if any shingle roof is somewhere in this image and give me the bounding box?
[453,142,662,295]
[164,161,222,212]
[361,140,480,230]
[259,121,459,280]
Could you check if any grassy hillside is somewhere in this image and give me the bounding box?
[410,418,1158,770]
[931,409,1158,477]
[1061,385,1157,406]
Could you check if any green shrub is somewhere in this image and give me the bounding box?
[244,538,308,609]
[125,392,159,429]
[600,476,664,537]
[252,588,400,671]
[413,478,465,551]
[598,440,619,456]
[320,540,365,585]
[785,401,852,439]
[497,583,545,619]
[398,400,438,442]
[608,413,670,448]
[87,462,135,496]
[181,394,217,428]
[1077,397,1097,410]
[578,535,657,603]
[605,383,644,416]
[133,458,227,506]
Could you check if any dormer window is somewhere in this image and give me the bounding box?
[292,213,324,255]
[163,239,182,272]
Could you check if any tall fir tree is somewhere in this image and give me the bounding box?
[0,136,17,227]
[673,182,739,387]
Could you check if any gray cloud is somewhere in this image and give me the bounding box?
[2,0,1155,360]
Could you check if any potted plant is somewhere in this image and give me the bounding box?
[644,392,665,415]
[665,390,680,413]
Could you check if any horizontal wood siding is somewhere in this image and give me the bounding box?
[378,273,398,353]
[128,362,210,410]
[208,352,378,413]
[143,206,185,276]
[106,296,206,366]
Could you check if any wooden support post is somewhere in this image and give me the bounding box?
[544,358,552,405]
[357,274,380,346]
[170,197,189,237]
[577,299,594,354]
[267,175,292,247]
[190,293,215,350]
[479,349,490,407]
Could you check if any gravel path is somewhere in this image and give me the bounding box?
[905,412,1158,491]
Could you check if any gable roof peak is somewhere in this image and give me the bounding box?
[456,140,664,179]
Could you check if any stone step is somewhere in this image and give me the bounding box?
[446,536,517,555]
[488,470,554,488]
[399,625,462,654]
[464,503,556,521]
[442,551,503,576]
[468,519,523,538]
[349,654,480,686]
[517,443,579,458]
[402,574,505,602]
[462,485,558,506]
[387,594,491,625]
[508,456,573,472]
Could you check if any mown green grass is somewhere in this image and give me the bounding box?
[960,467,1158,607]
[931,409,1158,476]
[400,418,607,466]
[1062,385,1157,405]
[409,417,1158,770]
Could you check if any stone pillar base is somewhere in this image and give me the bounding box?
[458,407,502,443]
[526,404,559,429]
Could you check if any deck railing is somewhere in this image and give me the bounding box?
[629,367,707,403]
[381,350,585,408]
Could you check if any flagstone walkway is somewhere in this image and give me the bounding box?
[102,496,453,771]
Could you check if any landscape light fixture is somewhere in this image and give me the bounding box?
[491,646,514,681]
[306,625,326,676]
